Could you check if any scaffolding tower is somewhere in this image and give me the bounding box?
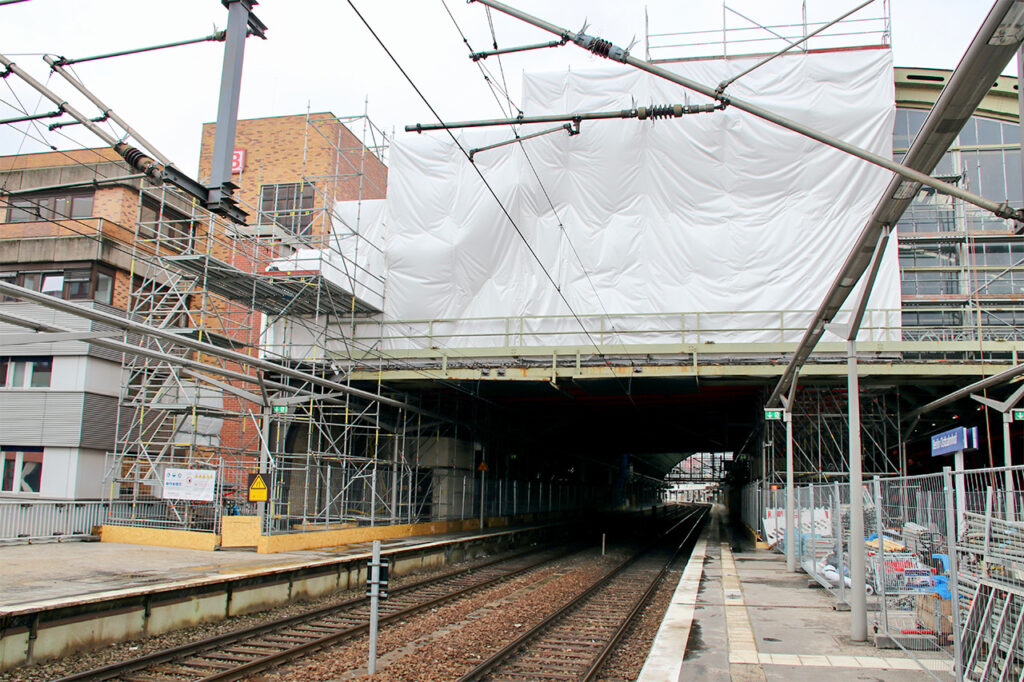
[761,385,903,486]
[104,112,422,535]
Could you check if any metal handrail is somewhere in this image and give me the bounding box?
[339,306,1024,351]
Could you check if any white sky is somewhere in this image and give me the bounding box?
[0,0,1013,175]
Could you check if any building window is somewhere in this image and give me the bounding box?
[260,182,315,236]
[901,270,960,296]
[0,264,117,304]
[0,272,14,301]
[902,310,963,328]
[137,198,195,247]
[64,269,91,299]
[95,271,114,304]
[898,243,960,268]
[0,447,43,494]
[968,242,1024,269]
[971,270,1024,296]
[5,191,93,223]
[0,357,52,388]
[40,273,64,297]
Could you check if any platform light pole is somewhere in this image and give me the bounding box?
[784,407,796,572]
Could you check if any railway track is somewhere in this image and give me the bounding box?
[55,544,577,682]
[458,506,707,681]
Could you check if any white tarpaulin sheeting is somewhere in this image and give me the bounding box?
[267,199,387,310]
[380,50,900,348]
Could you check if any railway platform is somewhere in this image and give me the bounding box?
[0,521,562,671]
[640,505,953,681]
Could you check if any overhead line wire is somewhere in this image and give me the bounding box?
[0,189,505,410]
[348,0,640,401]
[0,88,496,408]
[439,1,643,378]
[0,46,514,418]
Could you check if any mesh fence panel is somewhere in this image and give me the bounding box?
[954,466,1024,681]
[745,465,1024,680]
[870,472,954,661]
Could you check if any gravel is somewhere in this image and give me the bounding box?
[595,564,685,681]
[261,549,623,681]
[0,547,538,682]
[4,521,699,682]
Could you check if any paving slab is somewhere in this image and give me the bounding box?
[0,526,510,609]
[640,505,954,681]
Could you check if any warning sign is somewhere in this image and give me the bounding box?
[477,461,488,472]
[248,473,270,502]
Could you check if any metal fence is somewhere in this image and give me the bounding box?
[741,464,1024,681]
[954,466,1024,682]
[0,499,161,543]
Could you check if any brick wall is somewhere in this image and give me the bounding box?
[197,112,387,235]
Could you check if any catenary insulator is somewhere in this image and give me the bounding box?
[573,32,628,62]
[114,142,163,183]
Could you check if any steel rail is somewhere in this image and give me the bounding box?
[458,506,707,681]
[470,37,567,61]
[406,103,721,133]
[0,107,63,126]
[46,55,174,165]
[56,544,577,682]
[716,0,876,92]
[0,309,335,407]
[469,0,1022,223]
[469,122,575,160]
[582,506,708,681]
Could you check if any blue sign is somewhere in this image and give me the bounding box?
[931,426,979,457]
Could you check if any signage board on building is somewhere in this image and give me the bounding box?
[930,426,979,457]
[764,408,783,421]
[231,149,246,174]
[162,468,217,501]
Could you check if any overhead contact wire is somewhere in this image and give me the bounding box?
[441,2,643,381]
[348,0,635,397]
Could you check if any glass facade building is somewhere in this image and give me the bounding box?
[895,68,1024,339]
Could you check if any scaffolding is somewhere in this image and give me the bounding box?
[760,385,903,486]
[103,112,418,535]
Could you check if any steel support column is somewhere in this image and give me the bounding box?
[207,0,264,211]
[847,339,867,641]
[785,411,796,571]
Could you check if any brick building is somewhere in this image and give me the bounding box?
[0,148,156,497]
[198,112,387,242]
[0,112,387,502]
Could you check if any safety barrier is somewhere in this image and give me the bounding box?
[741,464,1024,681]
[0,499,163,543]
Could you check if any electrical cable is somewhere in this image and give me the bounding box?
[437,1,644,385]
[347,1,639,403]
[0,42,516,422]
[0,84,500,404]
[0,83,120,188]
[0,189,506,411]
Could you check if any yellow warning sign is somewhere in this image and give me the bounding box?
[477,461,489,472]
[248,473,269,502]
